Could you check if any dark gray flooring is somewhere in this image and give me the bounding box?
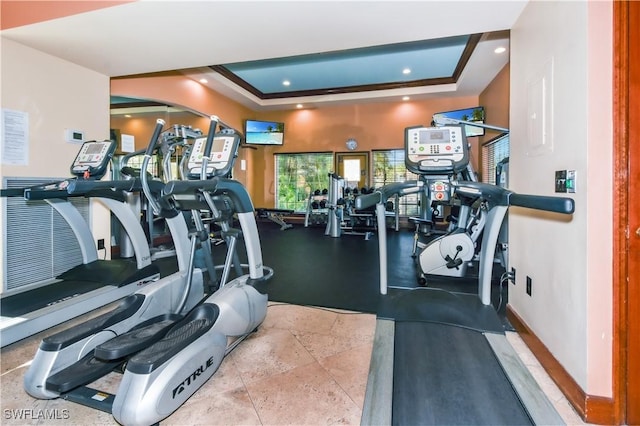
[255,221,509,318]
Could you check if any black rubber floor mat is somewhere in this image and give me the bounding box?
[379,287,505,333]
[393,321,532,425]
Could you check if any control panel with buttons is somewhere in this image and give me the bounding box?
[405,125,469,175]
[70,140,117,179]
[428,180,451,202]
[188,133,240,179]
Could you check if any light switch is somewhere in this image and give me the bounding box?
[555,170,567,193]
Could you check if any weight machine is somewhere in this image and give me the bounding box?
[325,173,399,239]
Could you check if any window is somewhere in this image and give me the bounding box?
[372,149,419,216]
[343,159,361,183]
[275,152,334,212]
[481,133,509,185]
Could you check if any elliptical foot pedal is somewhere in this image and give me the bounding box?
[40,294,145,352]
[46,352,123,394]
[126,304,220,375]
[94,314,183,361]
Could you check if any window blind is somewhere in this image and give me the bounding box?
[481,134,510,185]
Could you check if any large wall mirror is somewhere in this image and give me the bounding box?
[109,96,253,258]
[110,96,212,153]
[109,97,213,257]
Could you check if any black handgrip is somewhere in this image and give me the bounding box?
[24,189,69,200]
[1,188,26,197]
[203,115,220,158]
[144,119,166,157]
[67,179,137,195]
[508,193,575,214]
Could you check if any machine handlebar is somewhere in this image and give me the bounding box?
[355,181,423,210]
[144,119,166,157]
[354,192,382,210]
[357,179,574,215]
[24,188,69,200]
[141,119,166,215]
[201,116,219,181]
[508,193,574,214]
[1,187,32,197]
[66,179,137,195]
[454,181,574,214]
[162,178,254,214]
[202,116,219,159]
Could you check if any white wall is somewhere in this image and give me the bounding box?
[0,38,112,287]
[509,1,612,396]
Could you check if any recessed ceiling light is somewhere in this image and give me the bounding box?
[402,68,411,75]
[199,78,208,84]
[282,80,291,86]
[296,104,303,109]
[124,114,132,118]
[402,96,410,101]
[494,47,507,54]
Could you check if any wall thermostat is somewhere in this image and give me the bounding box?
[65,128,85,144]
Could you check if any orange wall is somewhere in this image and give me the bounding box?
[0,1,134,30]
[111,111,212,151]
[111,73,253,131]
[250,99,480,206]
[111,73,258,190]
[479,63,510,142]
[111,72,515,207]
[477,63,511,173]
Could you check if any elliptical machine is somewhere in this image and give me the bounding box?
[115,124,203,261]
[24,116,271,426]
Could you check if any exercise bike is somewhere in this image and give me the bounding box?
[401,123,491,283]
[24,116,271,426]
[355,168,574,304]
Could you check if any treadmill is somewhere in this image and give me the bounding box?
[358,123,572,425]
[0,140,163,347]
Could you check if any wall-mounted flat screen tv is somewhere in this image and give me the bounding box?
[244,119,285,145]
[432,106,486,137]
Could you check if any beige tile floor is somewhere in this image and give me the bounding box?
[1,302,586,425]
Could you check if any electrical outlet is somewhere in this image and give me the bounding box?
[97,239,105,250]
[510,267,516,284]
[526,276,532,296]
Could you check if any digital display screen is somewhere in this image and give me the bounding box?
[419,129,450,144]
[211,137,226,154]
[84,143,105,155]
[430,131,445,141]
